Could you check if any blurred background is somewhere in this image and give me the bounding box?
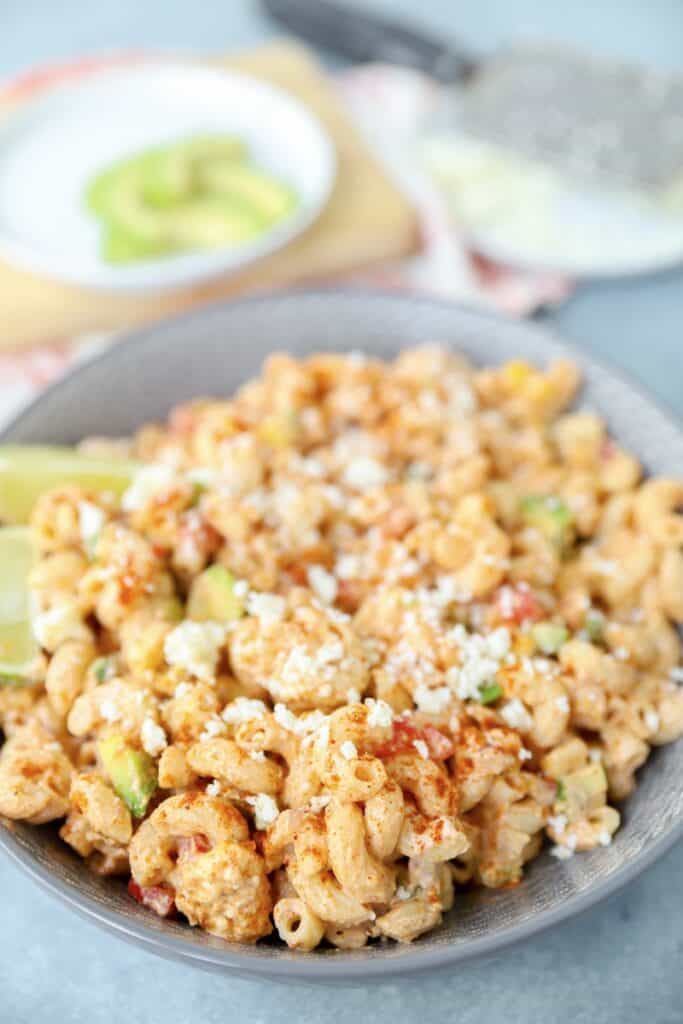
[1,0,683,419]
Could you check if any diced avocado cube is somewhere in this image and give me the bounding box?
[532,621,568,655]
[560,763,607,821]
[479,681,503,705]
[187,565,245,624]
[99,734,157,818]
[520,495,574,551]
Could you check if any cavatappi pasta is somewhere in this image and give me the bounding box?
[3,346,683,949]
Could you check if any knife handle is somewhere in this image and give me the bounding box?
[261,0,475,83]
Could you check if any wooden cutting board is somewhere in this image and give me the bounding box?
[0,40,419,351]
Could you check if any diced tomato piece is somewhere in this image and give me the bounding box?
[128,878,176,918]
[375,718,453,761]
[421,724,455,760]
[496,584,544,625]
[177,834,211,860]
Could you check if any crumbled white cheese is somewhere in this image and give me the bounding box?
[340,740,358,760]
[200,715,227,741]
[307,565,338,605]
[246,793,279,830]
[273,703,301,733]
[346,688,361,704]
[645,709,660,734]
[140,717,167,757]
[670,666,683,684]
[486,627,511,659]
[588,747,603,763]
[365,698,394,729]
[413,739,429,759]
[249,750,266,762]
[446,625,508,702]
[613,646,630,661]
[413,683,452,715]
[519,747,533,761]
[395,885,415,901]
[548,814,567,836]
[221,697,268,725]
[186,466,217,489]
[246,591,286,627]
[549,844,574,861]
[555,695,570,714]
[122,463,176,512]
[206,780,222,797]
[174,682,192,699]
[78,501,105,552]
[499,698,534,733]
[598,831,612,847]
[164,621,225,681]
[99,697,122,723]
[343,457,389,491]
[32,600,90,653]
[308,794,331,813]
[335,554,361,580]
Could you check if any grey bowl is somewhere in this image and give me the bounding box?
[2,289,683,983]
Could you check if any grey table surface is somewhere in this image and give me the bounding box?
[2,2,683,1021]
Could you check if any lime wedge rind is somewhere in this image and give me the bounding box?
[0,445,139,524]
[0,526,39,684]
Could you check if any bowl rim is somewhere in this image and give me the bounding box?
[2,285,683,982]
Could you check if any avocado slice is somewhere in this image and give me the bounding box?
[165,197,266,247]
[176,134,247,164]
[197,160,297,224]
[187,565,245,624]
[520,495,574,551]
[88,162,169,246]
[99,734,157,818]
[102,223,173,264]
[532,621,568,655]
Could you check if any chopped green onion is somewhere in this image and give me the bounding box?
[556,780,567,802]
[93,657,111,683]
[479,682,503,705]
[585,611,605,644]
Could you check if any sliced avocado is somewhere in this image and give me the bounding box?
[187,565,245,624]
[165,197,265,247]
[138,148,193,209]
[532,621,568,655]
[178,134,246,163]
[89,163,168,246]
[197,161,297,224]
[99,734,157,818]
[102,223,172,264]
[520,495,574,551]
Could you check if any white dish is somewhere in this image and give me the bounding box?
[0,61,336,292]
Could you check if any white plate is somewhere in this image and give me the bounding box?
[422,132,683,279]
[0,61,336,292]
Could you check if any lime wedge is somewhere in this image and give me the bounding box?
[0,445,139,524]
[0,526,39,683]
